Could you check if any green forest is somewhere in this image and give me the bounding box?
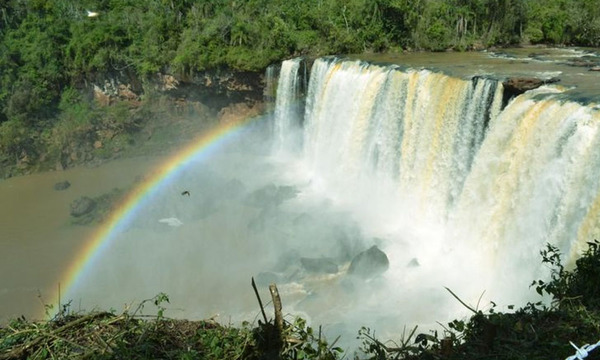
[1,0,600,174]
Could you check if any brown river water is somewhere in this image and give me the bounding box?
[1,46,599,325]
[0,156,164,322]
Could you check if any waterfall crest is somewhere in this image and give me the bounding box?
[302,58,504,221]
[274,56,600,296]
[273,58,304,152]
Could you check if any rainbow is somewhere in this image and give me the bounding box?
[51,115,264,316]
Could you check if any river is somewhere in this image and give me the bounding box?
[0,156,164,322]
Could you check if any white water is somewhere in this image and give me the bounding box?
[273,58,303,153]
[271,57,600,337]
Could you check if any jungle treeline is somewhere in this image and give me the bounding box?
[1,0,599,172]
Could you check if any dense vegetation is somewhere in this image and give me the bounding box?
[1,0,600,176]
[2,242,600,359]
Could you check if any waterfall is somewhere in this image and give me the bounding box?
[273,58,304,152]
[303,58,504,221]
[452,87,600,267]
[275,56,600,305]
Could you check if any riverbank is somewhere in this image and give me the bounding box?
[0,68,267,179]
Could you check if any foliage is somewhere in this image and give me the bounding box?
[1,0,600,171]
[0,290,344,360]
[532,240,600,310]
[0,119,34,159]
[280,317,343,360]
[358,241,600,360]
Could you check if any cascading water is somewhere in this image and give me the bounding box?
[303,58,504,221]
[272,58,304,153]
[64,54,600,349]
[451,87,600,270]
[269,56,600,335]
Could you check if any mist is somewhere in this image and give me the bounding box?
[67,56,600,349]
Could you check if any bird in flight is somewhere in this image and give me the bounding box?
[181,190,190,196]
[87,10,99,17]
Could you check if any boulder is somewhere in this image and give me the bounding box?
[54,181,71,191]
[70,196,97,217]
[348,245,389,278]
[300,257,338,274]
[565,56,600,68]
[502,77,560,98]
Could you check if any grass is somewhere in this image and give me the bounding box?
[0,287,342,360]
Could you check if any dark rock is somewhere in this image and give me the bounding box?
[502,77,560,98]
[70,196,97,217]
[565,56,600,68]
[528,52,550,59]
[407,258,420,267]
[493,52,516,59]
[54,181,71,191]
[300,257,338,274]
[348,245,389,278]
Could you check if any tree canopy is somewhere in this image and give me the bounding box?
[0,0,599,171]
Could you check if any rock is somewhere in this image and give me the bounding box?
[93,140,103,149]
[158,74,179,91]
[348,245,389,278]
[502,77,560,98]
[93,84,111,106]
[590,67,600,72]
[70,196,97,217]
[407,258,420,267]
[53,181,71,191]
[218,102,265,124]
[117,84,139,101]
[300,257,339,274]
[565,56,600,68]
